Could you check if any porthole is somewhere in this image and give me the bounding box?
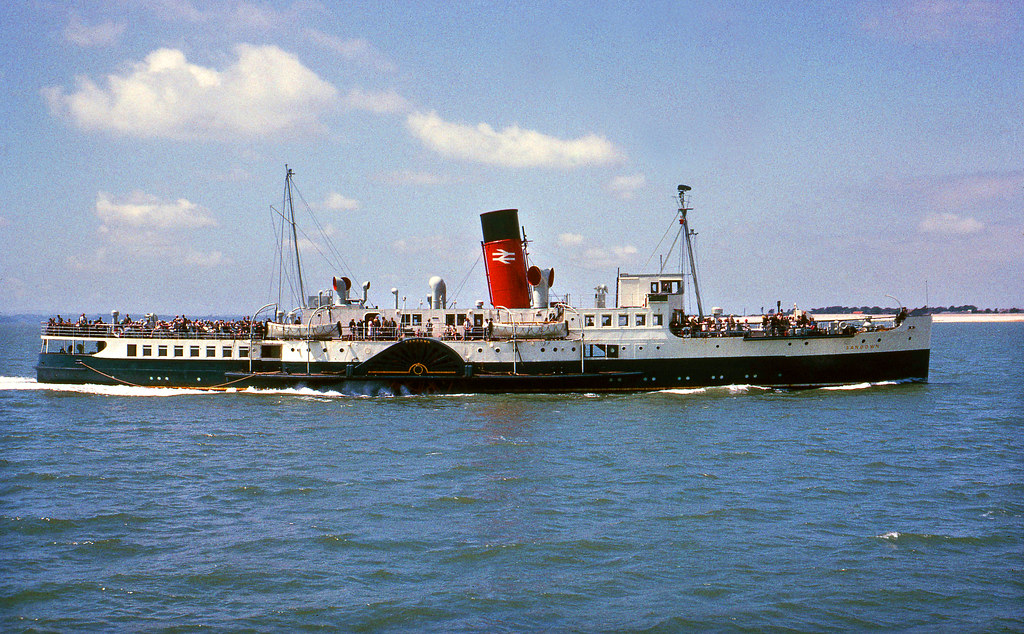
[541,348,546,352]
[861,339,866,343]
[716,344,720,348]
[788,342,792,346]
[877,338,882,342]
[495,348,500,353]
[478,348,483,353]
[804,342,808,345]
[553,347,558,352]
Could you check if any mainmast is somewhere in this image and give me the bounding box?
[678,184,704,319]
[285,165,306,307]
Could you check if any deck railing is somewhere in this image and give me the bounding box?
[41,323,254,340]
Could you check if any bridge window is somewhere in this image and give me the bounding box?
[190,346,200,357]
[207,346,216,357]
[127,344,137,357]
[618,314,629,326]
[174,346,184,357]
[584,315,595,327]
[654,314,663,326]
[142,345,152,356]
[636,314,646,326]
[601,314,612,327]
[158,346,168,357]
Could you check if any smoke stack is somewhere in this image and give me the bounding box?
[480,209,530,308]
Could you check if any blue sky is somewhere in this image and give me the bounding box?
[1,0,1021,315]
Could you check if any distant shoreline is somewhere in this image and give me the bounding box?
[809,312,1024,323]
[929,313,1024,323]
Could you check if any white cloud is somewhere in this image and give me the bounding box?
[183,249,230,267]
[96,191,215,229]
[558,232,584,247]
[376,170,454,186]
[64,14,125,47]
[608,173,646,200]
[89,191,227,268]
[343,88,411,113]
[393,236,454,254]
[320,193,360,211]
[861,0,1017,43]
[581,244,639,269]
[43,45,338,140]
[406,111,621,168]
[304,29,396,72]
[919,213,984,234]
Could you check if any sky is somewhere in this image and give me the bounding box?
[1,0,1021,316]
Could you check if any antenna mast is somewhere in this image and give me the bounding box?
[678,185,704,319]
[285,165,306,307]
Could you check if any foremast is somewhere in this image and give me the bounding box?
[678,184,704,319]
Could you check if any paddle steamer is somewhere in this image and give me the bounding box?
[36,172,931,393]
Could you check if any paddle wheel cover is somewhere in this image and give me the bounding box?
[353,338,465,376]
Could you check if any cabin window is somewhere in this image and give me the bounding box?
[400,313,411,326]
[636,314,646,326]
[651,282,659,293]
[446,314,456,326]
[601,314,612,327]
[585,315,595,327]
[190,346,200,357]
[223,346,232,357]
[585,344,619,358]
[411,314,422,326]
[174,346,184,357]
[158,346,168,357]
[474,314,483,327]
[206,346,216,357]
[142,345,152,356]
[653,314,663,326]
[239,347,249,358]
[618,314,628,326]
[262,344,282,359]
[127,344,137,357]
[457,314,468,326]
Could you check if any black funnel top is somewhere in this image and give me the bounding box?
[480,209,521,243]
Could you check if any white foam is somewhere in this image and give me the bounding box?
[822,381,899,391]
[0,376,211,397]
[877,531,901,540]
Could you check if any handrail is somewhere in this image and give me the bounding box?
[40,323,254,340]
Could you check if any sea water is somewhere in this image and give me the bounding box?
[1,322,1021,631]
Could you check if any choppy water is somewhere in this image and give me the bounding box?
[1,322,1021,631]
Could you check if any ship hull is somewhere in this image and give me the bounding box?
[35,346,929,393]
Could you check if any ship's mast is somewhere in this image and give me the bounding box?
[678,185,704,319]
[285,165,306,307]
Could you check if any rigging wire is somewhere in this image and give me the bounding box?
[640,212,681,272]
[289,178,357,282]
[448,252,482,306]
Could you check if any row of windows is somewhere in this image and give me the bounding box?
[583,313,664,328]
[125,344,249,358]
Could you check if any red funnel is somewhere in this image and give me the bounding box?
[480,209,530,308]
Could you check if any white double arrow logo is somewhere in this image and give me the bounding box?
[491,248,516,264]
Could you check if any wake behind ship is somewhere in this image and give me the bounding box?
[36,173,931,393]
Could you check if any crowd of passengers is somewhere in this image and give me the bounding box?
[341,316,488,341]
[670,312,823,338]
[46,314,264,338]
